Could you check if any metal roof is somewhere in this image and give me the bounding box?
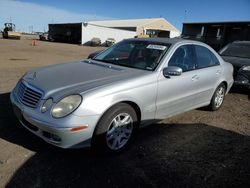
[88,18,179,32]
[126,37,193,44]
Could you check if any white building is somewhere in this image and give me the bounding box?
[48,18,180,45]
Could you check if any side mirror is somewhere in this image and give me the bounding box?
[163,66,182,78]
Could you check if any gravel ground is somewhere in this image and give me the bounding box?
[0,39,249,188]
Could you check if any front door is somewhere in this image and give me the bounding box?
[155,45,199,119]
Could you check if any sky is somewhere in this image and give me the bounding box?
[0,0,250,32]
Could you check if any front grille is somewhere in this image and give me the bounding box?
[16,82,43,108]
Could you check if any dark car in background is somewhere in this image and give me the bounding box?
[219,41,250,88]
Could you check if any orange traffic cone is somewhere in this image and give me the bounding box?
[31,39,37,46]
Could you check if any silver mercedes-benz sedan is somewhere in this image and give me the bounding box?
[11,38,233,152]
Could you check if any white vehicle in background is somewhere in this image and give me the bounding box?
[39,32,48,41]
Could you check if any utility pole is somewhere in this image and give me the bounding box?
[184,10,188,22]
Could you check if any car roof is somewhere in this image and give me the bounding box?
[125,37,198,45]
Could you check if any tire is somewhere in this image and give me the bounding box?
[209,83,226,111]
[92,103,138,153]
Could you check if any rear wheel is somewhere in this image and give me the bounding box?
[92,103,138,153]
[209,83,226,111]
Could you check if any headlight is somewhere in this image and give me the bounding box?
[52,95,82,118]
[242,66,250,71]
[41,98,53,113]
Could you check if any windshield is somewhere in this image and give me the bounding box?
[220,42,250,59]
[93,40,170,71]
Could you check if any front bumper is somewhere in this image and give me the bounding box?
[10,91,100,148]
[234,71,250,88]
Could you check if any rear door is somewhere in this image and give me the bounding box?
[193,45,222,105]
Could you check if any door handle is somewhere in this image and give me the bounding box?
[216,70,222,75]
[191,75,200,81]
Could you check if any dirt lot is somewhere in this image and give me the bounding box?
[0,39,250,188]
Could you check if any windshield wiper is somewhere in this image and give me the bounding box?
[114,63,134,68]
[93,58,127,67]
[92,58,113,64]
[93,58,136,69]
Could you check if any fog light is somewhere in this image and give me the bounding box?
[42,131,61,142]
[51,134,61,142]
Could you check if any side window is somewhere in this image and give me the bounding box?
[168,45,196,72]
[195,45,220,69]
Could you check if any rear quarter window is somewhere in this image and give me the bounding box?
[195,45,220,69]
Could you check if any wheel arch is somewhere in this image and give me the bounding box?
[210,80,228,103]
[91,100,142,138]
[121,101,141,123]
[221,81,228,93]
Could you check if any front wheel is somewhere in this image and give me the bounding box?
[209,83,226,111]
[92,103,138,153]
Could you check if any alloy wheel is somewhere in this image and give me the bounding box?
[214,86,225,108]
[106,113,133,150]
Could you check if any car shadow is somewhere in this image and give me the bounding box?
[1,92,250,187]
[0,92,54,151]
[198,85,250,112]
[229,85,250,100]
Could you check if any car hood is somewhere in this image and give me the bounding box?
[22,60,148,100]
[221,56,250,68]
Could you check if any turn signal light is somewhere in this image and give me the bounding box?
[70,125,88,132]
